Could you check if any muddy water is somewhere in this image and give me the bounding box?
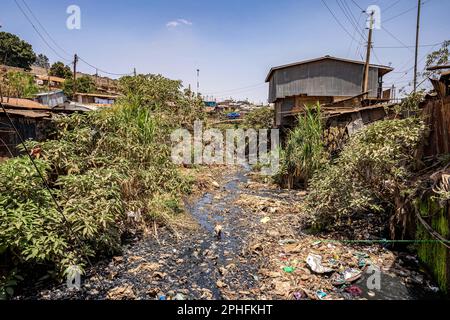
[18,166,442,300]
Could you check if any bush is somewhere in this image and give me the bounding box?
[277,103,327,188]
[0,74,199,285]
[304,117,426,229]
[243,106,274,129]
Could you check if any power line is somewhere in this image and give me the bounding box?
[349,0,364,12]
[336,0,367,41]
[16,0,133,77]
[77,56,134,77]
[383,0,402,13]
[381,25,414,53]
[21,0,72,59]
[384,0,432,23]
[321,0,363,44]
[13,0,72,62]
[373,42,443,49]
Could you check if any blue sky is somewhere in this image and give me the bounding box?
[1,0,449,103]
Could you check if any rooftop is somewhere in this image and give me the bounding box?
[265,55,394,82]
[0,97,50,110]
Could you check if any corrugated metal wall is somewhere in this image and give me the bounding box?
[268,59,379,102]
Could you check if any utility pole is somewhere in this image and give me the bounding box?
[362,11,374,96]
[134,68,137,77]
[95,68,98,88]
[73,54,78,100]
[196,69,200,97]
[414,0,422,93]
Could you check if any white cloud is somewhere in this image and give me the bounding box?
[166,19,193,28]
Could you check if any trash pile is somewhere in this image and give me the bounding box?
[243,181,440,300]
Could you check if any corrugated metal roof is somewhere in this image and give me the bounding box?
[266,55,393,82]
[35,90,64,96]
[0,108,51,118]
[0,97,50,110]
[75,92,120,99]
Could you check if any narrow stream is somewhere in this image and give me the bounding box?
[16,166,443,300]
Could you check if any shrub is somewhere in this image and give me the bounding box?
[243,106,274,129]
[277,103,328,188]
[0,74,198,286]
[304,117,426,229]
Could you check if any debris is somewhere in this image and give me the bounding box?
[283,266,295,273]
[260,217,271,224]
[211,181,220,188]
[343,268,362,283]
[107,285,136,300]
[330,273,346,286]
[174,293,186,300]
[216,280,227,288]
[368,291,376,297]
[214,224,223,240]
[128,262,160,275]
[345,285,363,297]
[158,295,166,300]
[293,291,306,300]
[316,290,327,300]
[306,254,333,274]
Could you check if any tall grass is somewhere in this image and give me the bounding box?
[278,103,327,188]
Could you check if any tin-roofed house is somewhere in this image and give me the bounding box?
[0,97,52,157]
[35,90,67,108]
[266,56,394,127]
[73,92,120,107]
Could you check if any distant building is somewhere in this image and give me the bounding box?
[265,56,394,127]
[35,74,66,90]
[73,93,120,106]
[35,90,66,108]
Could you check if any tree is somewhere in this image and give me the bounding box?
[1,71,38,98]
[0,32,37,70]
[422,40,450,79]
[63,75,94,97]
[34,54,50,69]
[49,61,73,79]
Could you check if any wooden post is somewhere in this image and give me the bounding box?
[414,0,422,93]
[362,12,374,96]
[73,54,78,100]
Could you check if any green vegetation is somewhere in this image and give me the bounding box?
[416,197,449,293]
[277,103,327,188]
[49,61,73,79]
[0,74,204,297]
[63,75,95,97]
[0,71,38,98]
[242,106,274,129]
[422,40,449,79]
[0,32,36,70]
[304,117,426,229]
[33,54,50,69]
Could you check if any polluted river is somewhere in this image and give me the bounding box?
[17,166,442,300]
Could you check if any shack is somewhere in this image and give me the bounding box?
[73,92,120,106]
[35,74,66,90]
[0,97,52,157]
[266,55,394,128]
[35,90,67,108]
